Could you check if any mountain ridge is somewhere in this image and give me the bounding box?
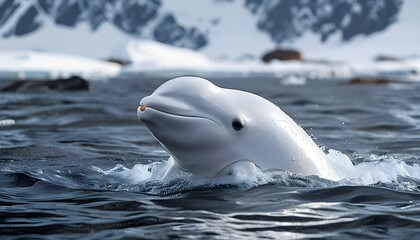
[0,0,415,62]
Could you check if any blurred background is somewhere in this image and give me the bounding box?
[0,0,419,82]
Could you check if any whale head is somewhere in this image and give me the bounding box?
[137,76,335,178]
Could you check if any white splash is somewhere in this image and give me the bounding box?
[327,150,420,185]
[103,160,171,184]
[0,119,15,126]
[99,150,420,193]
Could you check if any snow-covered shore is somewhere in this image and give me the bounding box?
[351,59,420,82]
[0,41,419,84]
[117,41,420,83]
[0,51,121,80]
[115,41,353,81]
[0,0,418,83]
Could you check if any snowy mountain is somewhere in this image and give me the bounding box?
[245,0,402,43]
[0,0,418,63]
[0,0,207,50]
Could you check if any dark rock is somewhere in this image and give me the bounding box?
[80,0,107,30]
[347,78,404,85]
[1,76,89,92]
[374,55,402,62]
[153,14,207,50]
[106,58,130,66]
[262,49,302,63]
[2,0,162,36]
[245,0,402,44]
[54,1,83,27]
[14,5,42,36]
[112,0,161,35]
[37,0,55,14]
[0,0,20,28]
[0,0,404,52]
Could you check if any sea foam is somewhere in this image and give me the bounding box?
[99,150,420,193]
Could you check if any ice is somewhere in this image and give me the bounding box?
[0,51,122,80]
[117,40,354,80]
[352,58,420,82]
[0,0,418,81]
[0,0,418,74]
[1,45,418,82]
[114,40,213,70]
[116,39,420,82]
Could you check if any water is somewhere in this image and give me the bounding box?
[1,77,420,239]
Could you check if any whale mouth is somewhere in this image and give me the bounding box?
[138,104,221,127]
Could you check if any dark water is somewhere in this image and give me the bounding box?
[1,77,420,239]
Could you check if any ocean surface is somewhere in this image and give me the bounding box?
[1,77,420,239]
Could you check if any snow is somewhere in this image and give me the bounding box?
[112,40,213,69]
[118,40,420,82]
[0,39,419,83]
[0,21,133,59]
[352,58,420,82]
[0,0,419,81]
[158,0,420,64]
[0,0,418,66]
[289,0,420,64]
[118,40,353,80]
[158,0,274,60]
[0,51,121,80]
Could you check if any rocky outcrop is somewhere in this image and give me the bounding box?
[1,0,161,35]
[2,76,89,92]
[0,0,208,49]
[106,58,130,66]
[262,49,302,62]
[245,0,402,43]
[374,55,403,62]
[347,78,404,85]
[153,14,207,50]
[0,0,404,52]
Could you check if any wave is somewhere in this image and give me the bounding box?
[1,149,419,195]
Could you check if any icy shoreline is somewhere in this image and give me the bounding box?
[1,42,419,83]
[117,41,420,83]
[0,51,121,80]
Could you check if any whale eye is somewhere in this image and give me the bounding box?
[232,118,244,131]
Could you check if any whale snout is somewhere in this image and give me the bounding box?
[137,105,147,119]
[137,96,153,121]
[138,105,147,113]
[137,103,149,121]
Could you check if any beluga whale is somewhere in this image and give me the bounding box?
[137,76,340,180]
